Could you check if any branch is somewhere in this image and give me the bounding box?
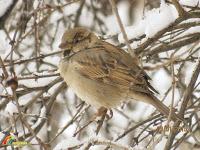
[109,0,137,59]
[135,12,199,55]
[0,0,18,29]
[147,33,200,56]
[164,59,200,150]
[171,0,187,17]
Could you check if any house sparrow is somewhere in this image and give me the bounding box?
[58,27,181,121]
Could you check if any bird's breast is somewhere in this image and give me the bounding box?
[58,59,124,108]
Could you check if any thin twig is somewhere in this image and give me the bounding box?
[109,0,137,59]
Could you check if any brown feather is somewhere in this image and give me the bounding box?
[70,41,156,95]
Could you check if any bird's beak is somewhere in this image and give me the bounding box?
[59,42,72,57]
[59,42,67,49]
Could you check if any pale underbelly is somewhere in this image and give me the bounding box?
[66,74,124,108]
[59,62,125,108]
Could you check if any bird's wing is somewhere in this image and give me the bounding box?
[70,42,158,94]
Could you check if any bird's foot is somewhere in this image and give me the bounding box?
[73,107,113,136]
[95,107,107,117]
[95,107,113,120]
[95,107,113,134]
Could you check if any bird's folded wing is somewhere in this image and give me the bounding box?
[70,45,156,94]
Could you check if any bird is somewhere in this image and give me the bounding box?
[58,27,182,122]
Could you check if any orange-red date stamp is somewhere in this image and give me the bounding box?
[155,125,190,133]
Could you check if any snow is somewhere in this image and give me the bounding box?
[31,106,46,129]
[145,2,178,37]
[0,0,13,17]
[54,138,80,150]
[0,30,11,54]
[118,0,200,43]
[180,0,200,7]
[118,1,178,42]
[79,7,94,27]
[119,21,146,40]
[104,15,120,34]
[63,2,79,16]
[117,1,131,26]
[152,69,172,96]
[0,88,3,99]
[105,0,144,35]
[154,138,168,150]
[5,101,18,115]
[0,132,5,141]
[5,87,13,95]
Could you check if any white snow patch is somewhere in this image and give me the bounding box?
[0,30,11,55]
[118,2,178,42]
[54,138,80,150]
[32,106,47,129]
[5,102,18,115]
[180,0,200,7]
[145,2,178,37]
[0,0,13,17]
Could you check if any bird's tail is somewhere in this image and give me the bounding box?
[132,93,183,122]
[147,94,182,122]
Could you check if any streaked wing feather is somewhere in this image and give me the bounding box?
[72,43,155,94]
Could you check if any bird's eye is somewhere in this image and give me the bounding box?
[73,33,83,44]
[73,38,80,44]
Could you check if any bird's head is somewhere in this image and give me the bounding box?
[59,27,99,57]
